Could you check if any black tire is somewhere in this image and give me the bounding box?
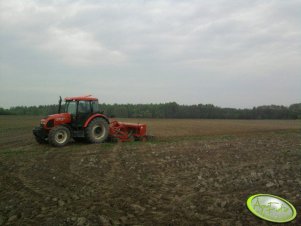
[85,118,109,143]
[48,126,71,147]
[34,135,47,144]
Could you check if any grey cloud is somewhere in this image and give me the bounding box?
[0,0,300,108]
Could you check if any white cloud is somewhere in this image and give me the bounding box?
[39,27,127,66]
[0,0,127,66]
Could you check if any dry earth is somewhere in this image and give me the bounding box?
[0,116,300,225]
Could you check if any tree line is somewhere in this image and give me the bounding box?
[1,102,300,119]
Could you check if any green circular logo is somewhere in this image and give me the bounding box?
[247,194,297,223]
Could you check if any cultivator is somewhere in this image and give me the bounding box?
[109,120,147,142]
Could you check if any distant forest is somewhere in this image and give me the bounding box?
[1,102,301,119]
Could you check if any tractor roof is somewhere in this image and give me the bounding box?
[65,95,98,101]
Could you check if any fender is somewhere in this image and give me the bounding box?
[83,114,110,128]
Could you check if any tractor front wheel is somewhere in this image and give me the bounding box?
[85,118,109,143]
[48,126,71,147]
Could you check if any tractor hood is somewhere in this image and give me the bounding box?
[41,113,71,129]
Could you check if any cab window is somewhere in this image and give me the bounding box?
[91,101,99,113]
[78,101,91,114]
[65,101,77,115]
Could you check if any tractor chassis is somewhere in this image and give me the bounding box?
[33,120,147,143]
[33,126,48,140]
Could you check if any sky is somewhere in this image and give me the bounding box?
[0,0,300,108]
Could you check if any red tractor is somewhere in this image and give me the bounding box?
[33,96,147,147]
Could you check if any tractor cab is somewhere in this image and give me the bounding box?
[63,96,100,128]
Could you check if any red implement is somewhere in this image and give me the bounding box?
[109,120,147,142]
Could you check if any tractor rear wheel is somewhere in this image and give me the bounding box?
[85,118,109,143]
[48,126,71,147]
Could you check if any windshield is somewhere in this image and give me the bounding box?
[65,101,77,115]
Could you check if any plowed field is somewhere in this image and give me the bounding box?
[0,116,300,225]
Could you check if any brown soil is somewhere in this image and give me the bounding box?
[0,116,300,225]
